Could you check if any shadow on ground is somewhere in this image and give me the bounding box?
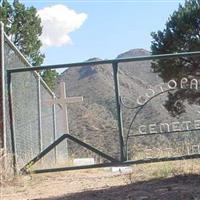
[36,174,200,200]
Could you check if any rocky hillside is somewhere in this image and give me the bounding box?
[56,48,200,161]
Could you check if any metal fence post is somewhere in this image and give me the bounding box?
[0,21,6,177]
[112,62,126,162]
[0,22,5,153]
[52,94,57,163]
[37,75,42,153]
[7,72,17,174]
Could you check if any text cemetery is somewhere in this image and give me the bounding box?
[136,77,200,135]
[138,120,200,135]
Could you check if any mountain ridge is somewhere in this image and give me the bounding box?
[56,48,199,160]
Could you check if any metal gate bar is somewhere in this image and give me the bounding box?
[30,153,200,174]
[7,51,200,73]
[20,133,119,174]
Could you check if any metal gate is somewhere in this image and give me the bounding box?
[2,22,200,174]
[7,51,200,174]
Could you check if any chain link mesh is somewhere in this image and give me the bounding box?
[4,37,67,171]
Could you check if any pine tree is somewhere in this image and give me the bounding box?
[0,0,58,90]
[41,70,58,90]
[0,0,44,66]
[151,0,200,116]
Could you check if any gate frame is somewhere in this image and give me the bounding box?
[6,50,200,174]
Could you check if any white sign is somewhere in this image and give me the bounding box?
[73,158,95,166]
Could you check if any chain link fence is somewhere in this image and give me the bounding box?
[3,32,67,171]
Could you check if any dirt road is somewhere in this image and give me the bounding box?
[2,161,200,200]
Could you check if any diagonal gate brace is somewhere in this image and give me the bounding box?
[20,133,119,174]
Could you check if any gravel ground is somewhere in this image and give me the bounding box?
[2,161,200,200]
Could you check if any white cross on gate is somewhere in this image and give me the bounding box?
[46,81,83,133]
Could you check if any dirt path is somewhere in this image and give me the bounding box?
[2,161,200,200]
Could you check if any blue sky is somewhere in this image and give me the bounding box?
[19,0,184,66]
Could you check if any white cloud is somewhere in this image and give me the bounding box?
[38,5,87,47]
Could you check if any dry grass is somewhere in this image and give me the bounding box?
[1,158,200,200]
[123,159,200,185]
[1,146,200,200]
[1,159,200,200]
